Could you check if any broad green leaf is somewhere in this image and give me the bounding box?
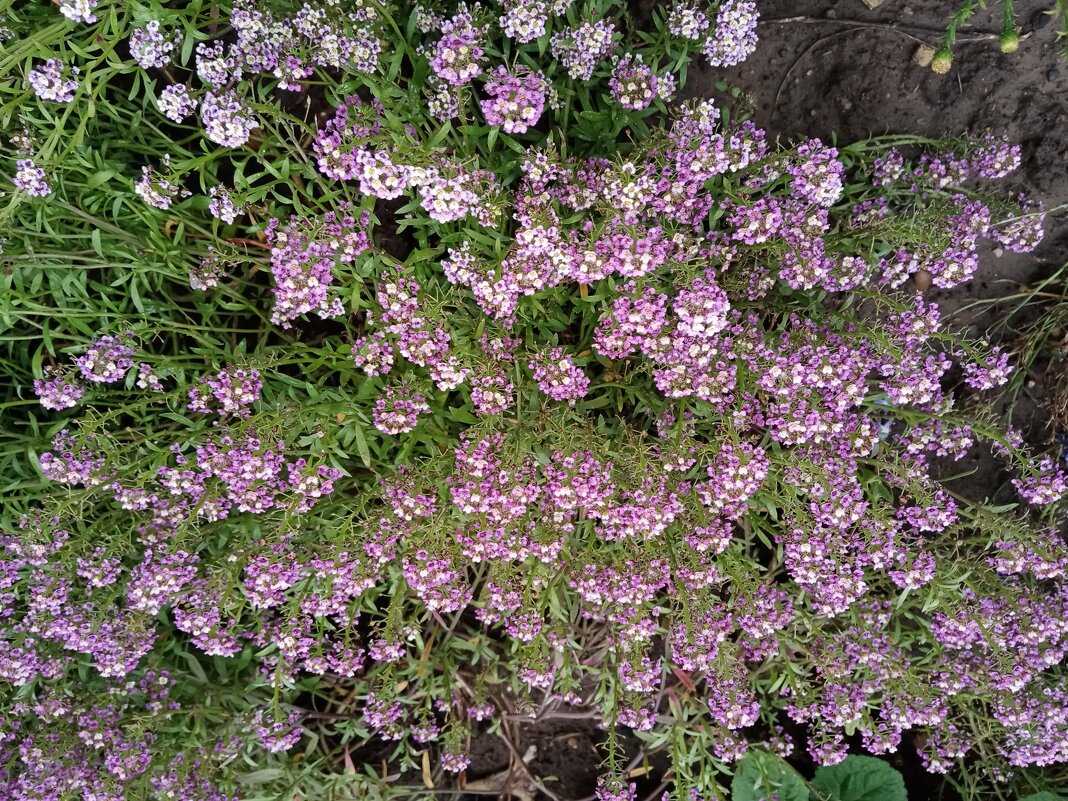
[811,756,906,801]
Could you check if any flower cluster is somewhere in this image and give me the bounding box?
[187,367,263,418]
[76,333,136,384]
[129,21,180,69]
[200,90,258,148]
[33,369,85,410]
[609,55,661,110]
[430,8,485,85]
[551,19,616,80]
[13,158,51,196]
[264,206,371,326]
[480,66,549,134]
[669,2,711,40]
[703,0,759,67]
[57,0,98,23]
[530,347,590,404]
[157,83,197,122]
[373,383,431,434]
[134,157,190,210]
[27,58,79,103]
[208,185,244,224]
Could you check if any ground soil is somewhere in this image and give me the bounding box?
[460,3,1068,799]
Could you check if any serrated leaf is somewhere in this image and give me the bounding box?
[811,756,906,801]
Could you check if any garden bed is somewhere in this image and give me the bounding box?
[3,2,1067,800]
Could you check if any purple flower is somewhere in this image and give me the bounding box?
[208,185,243,223]
[196,40,242,86]
[430,10,485,85]
[200,90,257,147]
[264,206,370,327]
[991,196,1045,253]
[440,751,470,773]
[157,83,197,122]
[609,55,658,111]
[960,346,1012,391]
[75,334,136,384]
[595,776,637,801]
[252,709,303,753]
[33,369,85,410]
[550,20,615,80]
[530,347,589,405]
[28,59,79,102]
[134,157,188,209]
[1013,455,1068,505]
[187,367,262,418]
[58,0,98,24]
[129,20,179,69]
[414,164,500,224]
[703,0,759,67]
[373,383,430,435]
[499,1,549,43]
[352,332,395,377]
[480,66,548,134]
[13,159,51,196]
[668,2,710,39]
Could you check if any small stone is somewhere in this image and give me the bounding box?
[912,269,933,291]
[860,0,885,8]
[913,43,936,67]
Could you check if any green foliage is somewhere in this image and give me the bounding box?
[812,756,907,801]
[732,751,810,801]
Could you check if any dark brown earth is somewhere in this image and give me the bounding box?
[461,3,1068,798]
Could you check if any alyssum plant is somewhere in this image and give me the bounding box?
[0,0,1065,799]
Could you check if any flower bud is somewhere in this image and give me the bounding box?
[931,48,953,74]
[999,30,1019,53]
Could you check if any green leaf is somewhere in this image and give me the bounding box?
[87,169,116,189]
[351,421,372,468]
[238,769,286,785]
[181,651,208,683]
[1019,793,1063,801]
[811,756,906,801]
[732,751,809,801]
[449,406,480,424]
